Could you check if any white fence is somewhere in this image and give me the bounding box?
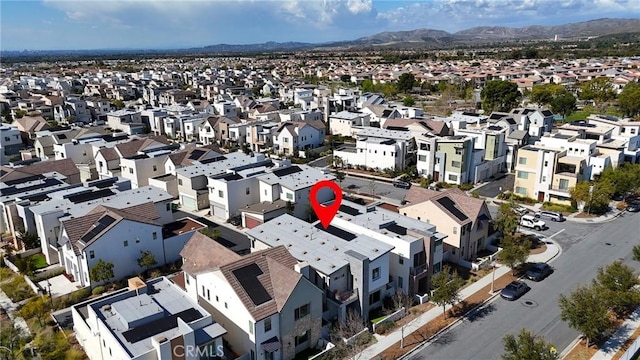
[619,336,640,360]
[372,307,406,333]
[23,275,42,295]
[3,256,19,273]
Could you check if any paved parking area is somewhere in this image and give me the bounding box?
[475,174,514,198]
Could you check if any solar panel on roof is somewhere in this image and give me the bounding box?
[80,215,116,243]
[386,223,407,236]
[232,264,272,306]
[272,166,302,177]
[67,189,115,204]
[122,308,201,343]
[57,134,67,139]
[188,149,206,160]
[339,205,361,216]
[315,223,357,241]
[436,197,468,222]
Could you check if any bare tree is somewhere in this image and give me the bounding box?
[367,180,377,197]
[330,309,370,360]
[386,290,417,349]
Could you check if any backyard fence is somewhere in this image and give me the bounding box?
[372,307,406,333]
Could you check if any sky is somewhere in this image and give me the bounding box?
[1,0,639,51]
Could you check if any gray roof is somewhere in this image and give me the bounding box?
[176,152,270,179]
[354,127,413,141]
[257,164,335,191]
[79,277,224,358]
[246,214,393,276]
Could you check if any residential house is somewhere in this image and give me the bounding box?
[58,202,205,287]
[510,108,555,138]
[0,125,22,165]
[11,115,51,145]
[333,127,415,171]
[587,114,640,164]
[181,234,323,360]
[400,187,493,265]
[72,276,226,360]
[328,111,370,137]
[247,214,394,323]
[273,120,325,156]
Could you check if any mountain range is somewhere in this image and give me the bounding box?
[3,18,640,57]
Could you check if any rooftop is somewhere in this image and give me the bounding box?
[258,164,335,191]
[176,152,270,179]
[355,127,413,141]
[246,214,393,275]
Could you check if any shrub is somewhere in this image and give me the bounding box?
[458,183,474,191]
[68,288,90,305]
[91,286,106,296]
[374,321,395,335]
[0,276,34,302]
[435,181,452,189]
[471,191,480,198]
[542,202,576,213]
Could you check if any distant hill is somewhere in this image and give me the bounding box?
[3,18,639,57]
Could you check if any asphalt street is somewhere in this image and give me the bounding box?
[408,210,640,360]
[339,175,409,203]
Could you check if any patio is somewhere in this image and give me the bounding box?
[38,274,83,298]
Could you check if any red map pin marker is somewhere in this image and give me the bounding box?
[310,180,343,229]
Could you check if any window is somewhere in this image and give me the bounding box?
[448,174,458,181]
[294,303,310,320]
[264,317,272,332]
[518,157,527,165]
[246,187,250,195]
[166,203,171,211]
[225,302,228,309]
[455,148,463,155]
[129,168,134,174]
[544,161,548,167]
[559,179,570,190]
[418,155,427,162]
[249,320,253,334]
[136,237,140,243]
[372,267,380,280]
[152,232,157,240]
[89,250,95,259]
[398,276,403,289]
[369,290,381,304]
[399,257,404,265]
[218,190,224,198]
[631,128,637,135]
[295,331,309,346]
[123,240,128,247]
[178,179,183,186]
[186,274,190,285]
[433,262,442,273]
[516,186,528,195]
[153,165,157,171]
[286,193,293,200]
[207,289,210,301]
[215,295,219,302]
[517,171,529,179]
[453,227,457,234]
[202,285,205,296]
[451,161,461,168]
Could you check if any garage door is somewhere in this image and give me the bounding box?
[244,215,263,229]
[213,205,227,220]
[180,195,197,210]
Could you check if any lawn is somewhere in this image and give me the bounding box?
[27,253,47,269]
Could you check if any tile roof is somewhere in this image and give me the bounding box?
[219,246,300,321]
[180,232,241,275]
[98,147,119,162]
[0,159,79,181]
[402,187,488,225]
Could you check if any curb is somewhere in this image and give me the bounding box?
[397,292,502,360]
[560,336,583,359]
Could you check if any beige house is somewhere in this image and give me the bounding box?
[400,187,492,264]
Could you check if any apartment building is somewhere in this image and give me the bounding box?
[513,144,572,204]
[432,136,475,185]
[247,214,393,323]
[328,111,370,137]
[72,277,226,360]
[454,122,508,182]
[181,234,323,360]
[333,127,415,171]
[587,114,640,164]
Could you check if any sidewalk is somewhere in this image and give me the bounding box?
[359,236,561,359]
[0,288,31,335]
[590,306,640,360]
[489,198,622,224]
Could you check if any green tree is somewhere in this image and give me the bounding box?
[16,231,39,250]
[397,73,416,93]
[598,163,640,196]
[361,79,375,93]
[481,80,521,113]
[403,96,415,107]
[618,82,640,117]
[430,265,465,318]
[251,86,261,97]
[494,200,519,236]
[89,259,115,284]
[593,261,640,317]
[112,99,125,109]
[530,84,568,106]
[569,180,614,214]
[137,250,158,272]
[497,234,530,275]
[502,328,559,360]
[633,245,640,262]
[200,227,220,240]
[559,284,613,347]
[550,93,577,119]
[579,77,616,107]
[381,82,398,99]
[20,296,50,326]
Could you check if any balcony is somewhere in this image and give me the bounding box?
[410,264,428,276]
[327,288,358,304]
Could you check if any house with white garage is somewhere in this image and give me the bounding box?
[181,233,324,360]
[328,111,370,137]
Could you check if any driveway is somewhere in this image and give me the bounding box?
[475,173,515,198]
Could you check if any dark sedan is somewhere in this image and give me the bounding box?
[393,181,412,189]
[500,281,530,301]
[526,262,553,281]
[627,201,640,213]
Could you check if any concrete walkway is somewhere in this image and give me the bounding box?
[489,198,622,224]
[590,306,640,360]
[0,287,31,335]
[359,235,561,359]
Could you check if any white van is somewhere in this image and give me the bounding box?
[520,214,546,231]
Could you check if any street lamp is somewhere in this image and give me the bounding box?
[489,262,497,295]
[46,280,53,306]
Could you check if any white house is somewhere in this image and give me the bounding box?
[328,111,370,137]
[333,127,415,171]
[273,120,325,156]
[0,125,22,165]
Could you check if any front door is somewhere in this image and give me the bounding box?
[538,191,545,202]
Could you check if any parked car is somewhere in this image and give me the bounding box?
[627,200,640,213]
[500,281,530,301]
[520,214,547,231]
[229,216,242,226]
[534,211,564,222]
[526,262,553,281]
[514,205,530,216]
[393,181,411,189]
